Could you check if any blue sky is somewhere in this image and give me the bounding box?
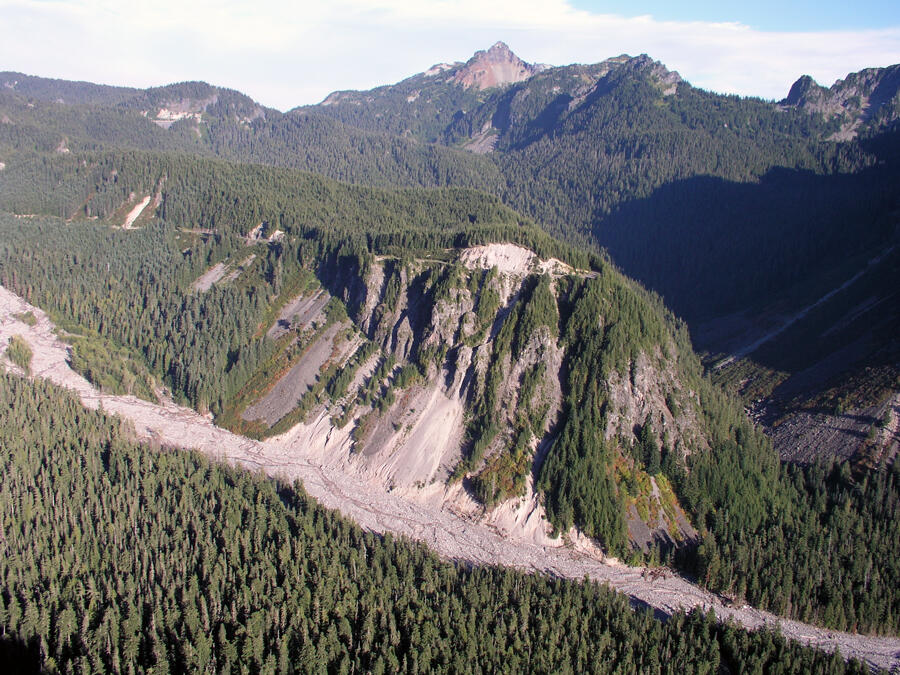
[570,0,900,31]
[1,0,899,110]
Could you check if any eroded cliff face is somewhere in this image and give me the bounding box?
[225,242,701,553]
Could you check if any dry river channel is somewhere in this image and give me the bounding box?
[1,284,897,672]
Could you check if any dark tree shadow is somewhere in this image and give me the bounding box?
[0,633,44,674]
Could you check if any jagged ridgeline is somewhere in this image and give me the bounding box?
[1,149,897,635]
[306,51,900,319]
[5,59,898,323]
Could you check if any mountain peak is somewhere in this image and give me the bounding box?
[781,65,900,138]
[487,41,513,56]
[782,75,823,107]
[452,41,543,90]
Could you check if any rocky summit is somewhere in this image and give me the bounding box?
[451,41,546,90]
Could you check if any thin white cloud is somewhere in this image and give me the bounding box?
[1,0,898,109]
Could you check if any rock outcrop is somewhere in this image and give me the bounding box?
[451,41,546,91]
[781,64,900,139]
[219,243,705,555]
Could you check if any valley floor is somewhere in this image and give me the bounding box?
[1,283,898,672]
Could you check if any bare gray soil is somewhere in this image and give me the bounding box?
[267,290,330,340]
[242,321,355,425]
[190,255,256,293]
[190,262,228,293]
[1,284,898,672]
[769,394,899,465]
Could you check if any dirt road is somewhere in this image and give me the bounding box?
[1,284,897,672]
[714,245,896,370]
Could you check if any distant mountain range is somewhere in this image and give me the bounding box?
[1,42,898,463]
[1,43,899,649]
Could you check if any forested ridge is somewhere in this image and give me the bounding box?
[532,268,900,634]
[310,52,900,320]
[0,147,590,417]
[0,148,580,262]
[1,189,897,637]
[0,55,898,669]
[0,80,502,194]
[4,57,898,323]
[0,372,875,674]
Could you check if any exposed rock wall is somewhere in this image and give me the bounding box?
[231,243,707,553]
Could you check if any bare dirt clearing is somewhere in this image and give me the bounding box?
[458,243,584,279]
[355,382,466,488]
[190,255,256,293]
[267,290,330,340]
[242,321,355,426]
[122,195,151,229]
[190,262,228,293]
[1,284,897,671]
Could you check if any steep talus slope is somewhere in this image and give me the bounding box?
[0,150,721,562]
[0,300,895,672]
[210,239,701,555]
[1,64,899,640]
